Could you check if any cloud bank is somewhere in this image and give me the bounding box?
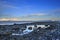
[0,13,60,21]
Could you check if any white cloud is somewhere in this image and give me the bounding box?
[24,13,48,18]
[0,1,19,9]
[1,4,19,9]
[29,13,47,16]
[0,18,19,21]
[0,13,50,21]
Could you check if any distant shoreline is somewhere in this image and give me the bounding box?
[0,20,59,25]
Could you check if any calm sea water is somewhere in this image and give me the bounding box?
[0,21,59,25]
[0,21,33,25]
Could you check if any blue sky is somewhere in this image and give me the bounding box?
[0,0,60,21]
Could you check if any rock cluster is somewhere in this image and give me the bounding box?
[0,23,60,40]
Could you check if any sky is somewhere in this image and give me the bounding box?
[0,0,60,21]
